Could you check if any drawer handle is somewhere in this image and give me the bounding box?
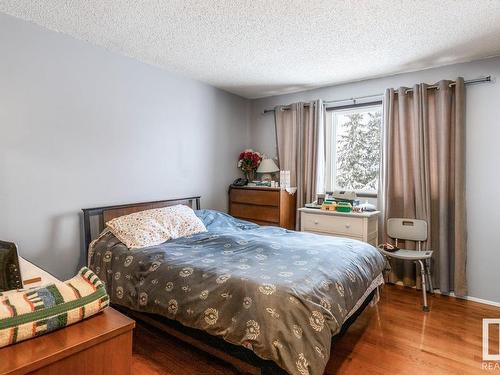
[345,224,350,228]
[314,220,319,224]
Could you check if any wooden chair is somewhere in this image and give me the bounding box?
[378,218,433,311]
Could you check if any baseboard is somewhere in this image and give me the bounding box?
[389,281,500,308]
[446,293,500,308]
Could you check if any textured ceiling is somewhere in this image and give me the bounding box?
[1,1,500,99]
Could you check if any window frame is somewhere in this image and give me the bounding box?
[325,100,383,198]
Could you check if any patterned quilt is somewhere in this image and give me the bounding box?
[89,210,385,375]
[0,267,109,348]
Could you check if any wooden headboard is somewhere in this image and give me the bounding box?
[82,196,201,255]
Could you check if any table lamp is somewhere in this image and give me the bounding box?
[256,158,279,182]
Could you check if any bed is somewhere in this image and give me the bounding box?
[82,197,385,375]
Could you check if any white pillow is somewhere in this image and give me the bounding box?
[106,204,207,249]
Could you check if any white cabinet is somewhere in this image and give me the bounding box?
[298,208,380,246]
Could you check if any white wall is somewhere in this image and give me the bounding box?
[0,13,250,279]
[249,56,500,304]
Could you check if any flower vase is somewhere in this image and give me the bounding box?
[245,171,255,182]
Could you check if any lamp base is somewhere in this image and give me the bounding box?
[260,173,273,182]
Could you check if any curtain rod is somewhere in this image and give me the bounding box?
[262,75,492,114]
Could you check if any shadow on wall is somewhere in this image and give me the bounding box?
[390,29,500,78]
[237,29,500,99]
[36,211,81,279]
[223,83,322,99]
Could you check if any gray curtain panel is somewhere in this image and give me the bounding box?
[274,100,325,229]
[380,78,467,296]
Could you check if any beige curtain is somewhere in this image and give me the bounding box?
[274,100,325,228]
[380,78,467,296]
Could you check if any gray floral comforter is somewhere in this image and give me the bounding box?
[89,210,385,375]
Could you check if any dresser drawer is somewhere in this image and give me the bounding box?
[301,213,364,236]
[230,189,279,207]
[230,203,280,224]
[306,230,364,241]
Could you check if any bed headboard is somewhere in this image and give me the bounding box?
[82,196,201,255]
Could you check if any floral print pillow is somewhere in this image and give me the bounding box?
[106,205,207,249]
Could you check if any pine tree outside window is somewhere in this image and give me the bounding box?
[326,103,382,195]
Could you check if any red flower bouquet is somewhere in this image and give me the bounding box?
[237,149,262,181]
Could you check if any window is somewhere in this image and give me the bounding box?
[325,102,382,195]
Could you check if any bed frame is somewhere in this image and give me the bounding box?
[81,196,374,375]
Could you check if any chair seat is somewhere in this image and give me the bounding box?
[378,247,433,260]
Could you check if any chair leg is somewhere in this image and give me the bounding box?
[417,260,429,312]
[426,259,434,294]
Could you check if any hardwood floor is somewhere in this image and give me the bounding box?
[132,284,500,374]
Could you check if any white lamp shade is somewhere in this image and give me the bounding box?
[257,158,279,173]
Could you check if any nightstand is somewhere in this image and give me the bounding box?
[0,308,135,375]
[298,207,380,245]
[229,185,296,229]
[1,259,136,375]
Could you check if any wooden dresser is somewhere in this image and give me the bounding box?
[298,207,380,246]
[0,308,135,375]
[228,185,296,229]
[0,260,135,375]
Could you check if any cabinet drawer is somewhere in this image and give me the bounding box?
[301,213,363,236]
[305,230,364,242]
[230,189,279,207]
[230,203,280,224]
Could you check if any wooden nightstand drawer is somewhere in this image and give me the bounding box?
[230,189,279,207]
[230,203,280,224]
[301,213,364,236]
